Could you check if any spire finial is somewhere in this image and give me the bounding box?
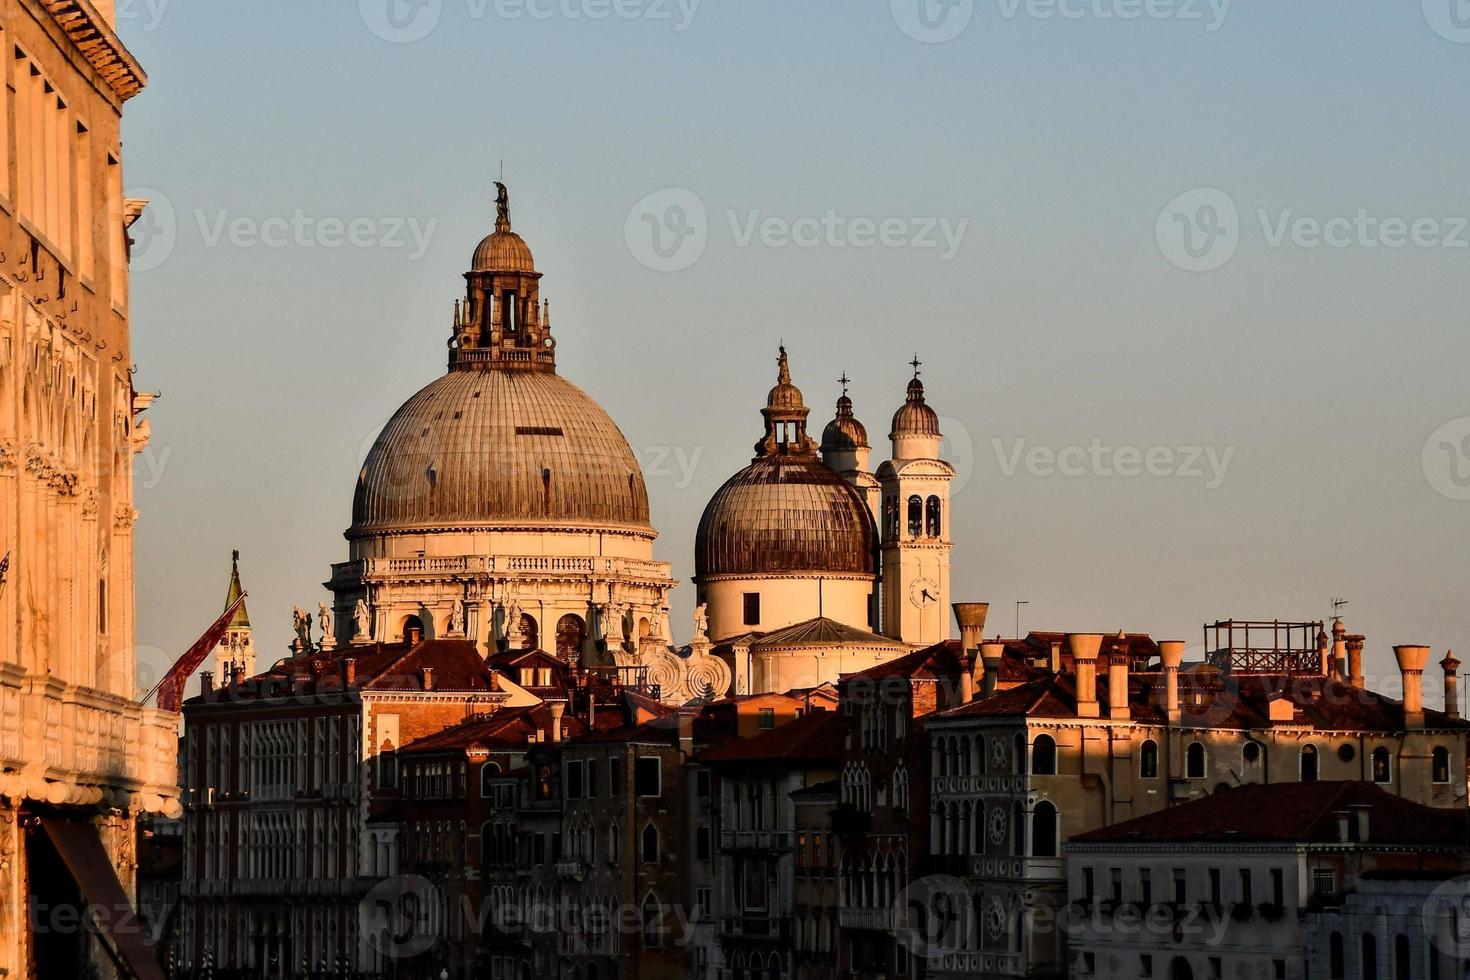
[232,549,240,569]
[494,180,510,232]
[838,372,851,396]
[910,354,923,379]
[777,345,791,385]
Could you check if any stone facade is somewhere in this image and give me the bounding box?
[0,1,178,976]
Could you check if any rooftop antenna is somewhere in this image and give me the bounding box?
[1330,597,1348,626]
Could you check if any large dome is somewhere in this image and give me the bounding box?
[696,452,876,578]
[351,369,652,537]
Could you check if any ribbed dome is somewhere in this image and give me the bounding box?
[471,230,536,274]
[891,376,940,437]
[821,394,869,453]
[351,369,652,536]
[696,455,876,577]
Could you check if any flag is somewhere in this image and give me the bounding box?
[151,592,247,712]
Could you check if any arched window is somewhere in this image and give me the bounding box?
[1011,801,1025,857]
[883,496,899,539]
[641,824,659,864]
[1242,740,1263,766]
[1329,932,1345,979]
[556,614,586,664]
[641,894,663,948]
[401,615,425,644]
[1031,734,1057,776]
[1363,933,1378,980]
[1372,747,1392,784]
[1031,802,1059,857]
[1433,746,1451,783]
[1186,741,1206,779]
[1394,934,1410,980]
[1301,744,1319,783]
[517,613,539,651]
[907,496,923,537]
[1140,740,1159,779]
[925,496,942,537]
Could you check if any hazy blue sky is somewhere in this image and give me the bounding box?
[119,0,1470,706]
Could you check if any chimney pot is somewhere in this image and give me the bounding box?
[549,702,566,743]
[1442,650,1461,721]
[343,658,357,686]
[201,671,214,695]
[1067,634,1105,718]
[1157,641,1186,723]
[1345,634,1366,689]
[980,641,1006,698]
[1394,644,1430,727]
[421,667,434,691]
[953,603,990,654]
[1108,643,1131,721]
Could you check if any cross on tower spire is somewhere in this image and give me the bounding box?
[910,354,923,378]
[838,372,851,396]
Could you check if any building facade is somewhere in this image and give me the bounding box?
[0,1,179,977]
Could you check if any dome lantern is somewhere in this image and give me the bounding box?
[755,346,819,459]
[450,182,556,372]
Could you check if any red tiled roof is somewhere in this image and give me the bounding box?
[1071,782,1470,846]
[931,666,1469,732]
[699,711,843,766]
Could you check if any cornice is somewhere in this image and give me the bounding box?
[37,0,147,102]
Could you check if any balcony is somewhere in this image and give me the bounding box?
[839,907,897,931]
[720,915,790,940]
[720,830,794,852]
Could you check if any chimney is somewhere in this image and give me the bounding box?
[980,642,1005,698]
[201,671,215,696]
[1316,628,1331,676]
[1068,634,1105,718]
[1394,644,1430,728]
[549,702,565,743]
[1442,651,1461,721]
[1108,633,1131,721]
[953,604,989,703]
[1049,641,1062,675]
[1158,640,1186,724]
[1332,620,1347,678]
[343,658,357,687]
[421,667,434,691]
[1346,634,1366,690]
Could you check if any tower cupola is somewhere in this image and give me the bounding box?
[822,374,872,474]
[450,182,556,371]
[890,358,942,460]
[755,346,819,459]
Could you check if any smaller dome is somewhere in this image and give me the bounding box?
[822,394,869,453]
[891,376,940,438]
[471,230,536,274]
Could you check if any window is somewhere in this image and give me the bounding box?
[1140,955,1153,977]
[641,894,663,948]
[586,760,598,799]
[641,825,659,864]
[1172,868,1187,904]
[1031,802,1059,858]
[1270,868,1284,907]
[1312,867,1336,898]
[1394,934,1410,980]
[1238,868,1252,906]
[743,592,761,626]
[1433,746,1451,783]
[1208,867,1222,906]
[1082,867,1095,903]
[1186,741,1206,778]
[566,761,584,800]
[1243,740,1262,765]
[1109,868,1123,904]
[1139,868,1152,908]
[906,495,923,537]
[635,757,661,797]
[1140,740,1159,778]
[758,708,776,731]
[1362,934,1378,980]
[1301,744,1319,782]
[1329,933,1345,979]
[611,757,624,796]
[696,826,711,861]
[697,769,711,798]
[1372,747,1392,783]
[1031,734,1057,776]
[925,496,942,537]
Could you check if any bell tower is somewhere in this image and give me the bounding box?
[878,359,955,646]
[213,550,255,682]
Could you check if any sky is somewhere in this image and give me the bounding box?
[118,0,1470,707]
